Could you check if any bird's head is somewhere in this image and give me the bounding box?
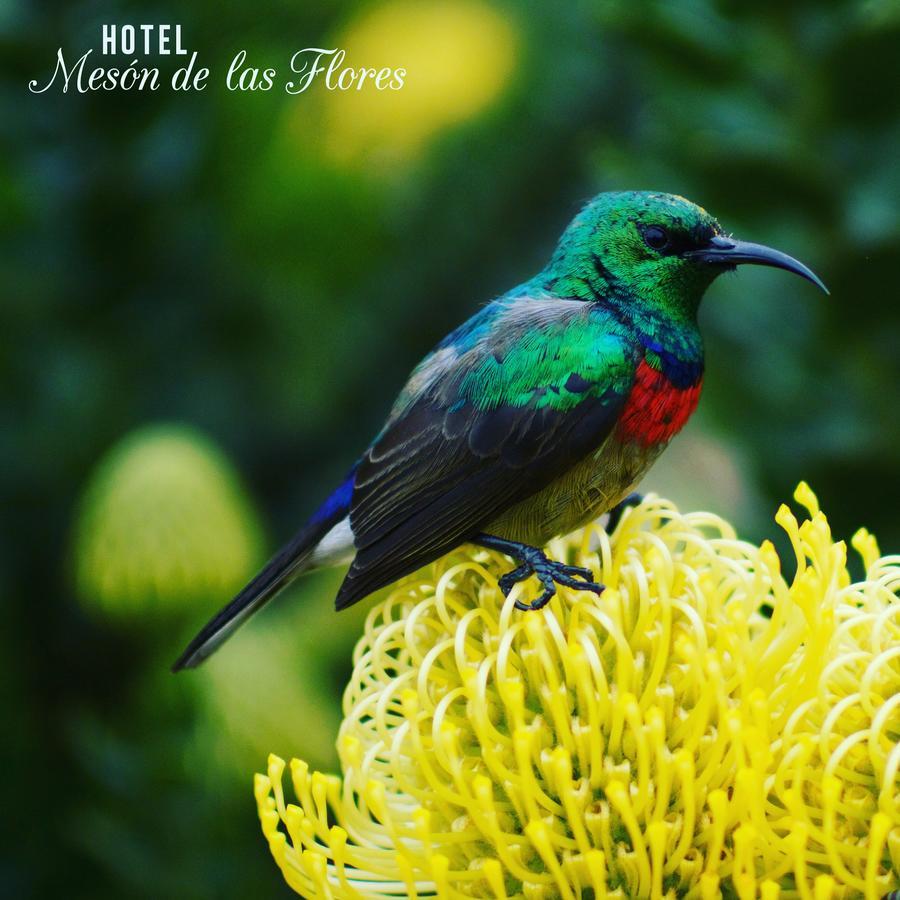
[544,191,826,317]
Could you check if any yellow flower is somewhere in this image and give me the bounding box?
[320,0,518,165]
[74,424,264,620]
[255,486,900,898]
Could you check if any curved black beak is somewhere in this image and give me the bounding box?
[686,235,829,294]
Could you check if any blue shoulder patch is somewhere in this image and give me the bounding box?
[309,465,357,525]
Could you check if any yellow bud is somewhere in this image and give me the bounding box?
[73,423,263,621]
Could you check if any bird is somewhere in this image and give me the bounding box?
[173,190,826,671]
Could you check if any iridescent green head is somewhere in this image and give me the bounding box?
[543,191,826,318]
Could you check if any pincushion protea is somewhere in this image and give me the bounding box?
[255,486,899,898]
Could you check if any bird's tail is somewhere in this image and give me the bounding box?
[171,469,356,671]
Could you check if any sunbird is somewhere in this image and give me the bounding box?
[173,191,826,670]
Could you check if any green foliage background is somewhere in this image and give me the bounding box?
[2,1,898,897]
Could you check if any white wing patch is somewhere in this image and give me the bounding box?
[310,516,355,567]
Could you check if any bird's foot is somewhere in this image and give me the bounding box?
[474,533,604,611]
[606,492,644,534]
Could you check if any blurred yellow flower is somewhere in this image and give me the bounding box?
[256,486,899,898]
[74,423,263,620]
[321,0,517,164]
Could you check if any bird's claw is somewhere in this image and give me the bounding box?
[498,563,531,596]
[498,550,604,611]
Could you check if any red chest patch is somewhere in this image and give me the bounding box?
[617,359,702,446]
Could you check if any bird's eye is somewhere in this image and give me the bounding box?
[642,225,670,252]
